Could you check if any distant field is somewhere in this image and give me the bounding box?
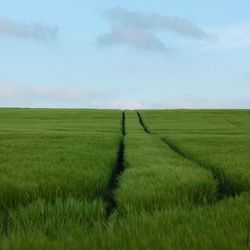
[0,108,249,249]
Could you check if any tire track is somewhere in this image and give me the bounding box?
[161,137,240,199]
[104,111,125,217]
[137,111,150,134]
[1,112,126,235]
[136,110,240,200]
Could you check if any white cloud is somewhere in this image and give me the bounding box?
[0,81,118,108]
[0,16,58,40]
[151,95,250,109]
[0,81,150,109]
[102,100,145,109]
[1,81,249,109]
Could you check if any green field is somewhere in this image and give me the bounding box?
[0,108,249,249]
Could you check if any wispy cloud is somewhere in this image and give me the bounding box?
[205,22,250,50]
[98,6,208,51]
[0,80,121,108]
[99,26,166,51]
[0,16,58,40]
[1,81,249,109]
[105,6,208,39]
[150,95,250,109]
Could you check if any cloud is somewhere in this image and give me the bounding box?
[1,81,249,109]
[205,22,250,50]
[150,95,250,109]
[102,100,146,109]
[0,80,123,108]
[98,26,166,51]
[107,96,250,109]
[0,80,147,109]
[105,7,208,39]
[98,6,208,51]
[0,16,58,40]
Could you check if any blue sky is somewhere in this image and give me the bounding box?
[0,0,249,108]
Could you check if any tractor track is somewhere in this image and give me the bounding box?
[104,111,125,217]
[136,110,240,201]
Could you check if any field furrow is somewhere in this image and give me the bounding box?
[104,111,125,217]
[114,110,216,213]
[161,134,250,196]
[138,110,250,196]
[0,109,123,209]
[0,108,249,249]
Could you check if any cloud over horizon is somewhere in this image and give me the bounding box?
[98,6,208,51]
[1,80,249,109]
[0,16,58,40]
[0,80,122,108]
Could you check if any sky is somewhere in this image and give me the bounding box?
[0,0,249,109]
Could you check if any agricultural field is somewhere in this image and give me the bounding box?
[0,108,249,249]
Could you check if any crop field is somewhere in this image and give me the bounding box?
[0,108,249,249]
